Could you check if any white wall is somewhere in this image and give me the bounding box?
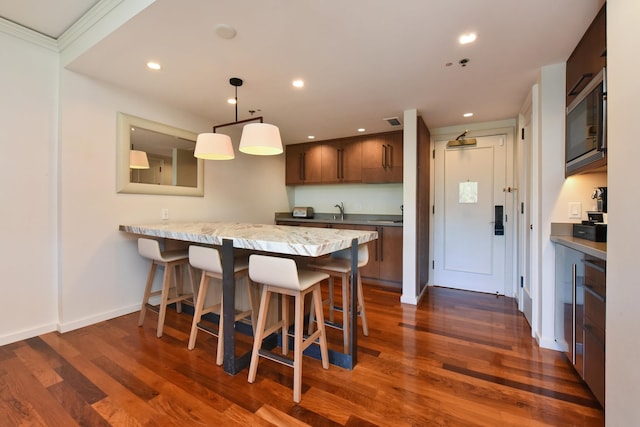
[535,63,568,349]
[0,32,59,344]
[56,69,290,332]
[606,0,640,422]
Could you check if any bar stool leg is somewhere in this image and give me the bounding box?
[341,272,350,353]
[248,287,272,384]
[282,294,289,355]
[357,272,368,336]
[157,263,173,338]
[139,262,157,326]
[188,273,209,350]
[312,285,330,368]
[293,292,304,403]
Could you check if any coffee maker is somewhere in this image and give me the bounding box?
[574,187,607,241]
[591,186,607,213]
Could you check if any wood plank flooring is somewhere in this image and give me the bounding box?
[0,285,604,426]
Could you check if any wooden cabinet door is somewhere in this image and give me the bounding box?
[361,131,403,183]
[566,5,606,106]
[285,143,322,185]
[321,137,362,184]
[379,226,403,282]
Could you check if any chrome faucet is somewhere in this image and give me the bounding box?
[334,202,345,221]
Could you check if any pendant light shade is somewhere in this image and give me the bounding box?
[130,149,150,169]
[194,133,235,160]
[239,122,283,156]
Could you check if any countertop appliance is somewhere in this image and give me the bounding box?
[566,68,606,175]
[292,206,314,218]
[573,211,607,242]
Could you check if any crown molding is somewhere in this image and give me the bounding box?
[0,17,58,51]
[57,0,124,51]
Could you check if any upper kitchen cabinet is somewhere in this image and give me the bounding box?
[361,131,403,183]
[566,4,606,107]
[285,142,322,185]
[321,137,362,184]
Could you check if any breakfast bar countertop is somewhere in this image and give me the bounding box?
[119,221,378,257]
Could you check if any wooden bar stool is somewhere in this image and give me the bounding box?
[137,238,194,338]
[187,245,257,366]
[307,244,369,353]
[247,254,329,403]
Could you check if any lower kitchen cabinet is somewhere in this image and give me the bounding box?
[276,220,403,288]
[554,243,605,407]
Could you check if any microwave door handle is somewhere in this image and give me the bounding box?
[568,72,594,97]
[600,90,607,152]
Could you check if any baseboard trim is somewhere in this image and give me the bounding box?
[0,323,57,346]
[57,303,141,333]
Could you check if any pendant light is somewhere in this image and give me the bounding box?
[195,77,283,159]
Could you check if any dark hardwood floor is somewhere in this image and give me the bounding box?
[0,285,604,426]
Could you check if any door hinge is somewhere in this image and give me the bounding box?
[521,202,524,214]
[432,205,435,215]
[432,149,435,159]
[520,276,524,288]
[505,214,508,223]
[432,260,435,269]
[521,128,525,140]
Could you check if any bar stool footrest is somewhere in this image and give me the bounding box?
[258,348,294,367]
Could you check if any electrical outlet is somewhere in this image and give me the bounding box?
[161,208,169,220]
[568,202,581,219]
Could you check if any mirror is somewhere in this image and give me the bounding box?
[117,112,204,196]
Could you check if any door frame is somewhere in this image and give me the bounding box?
[429,123,517,297]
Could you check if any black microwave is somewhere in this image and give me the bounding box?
[566,68,606,175]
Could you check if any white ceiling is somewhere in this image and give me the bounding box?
[1,0,605,144]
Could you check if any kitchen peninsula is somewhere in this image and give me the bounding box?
[119,221,378,374]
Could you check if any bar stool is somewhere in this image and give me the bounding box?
[137,238,195,338]
[187,245,257,366]
[247,254,329,403]
[307,244,369,353]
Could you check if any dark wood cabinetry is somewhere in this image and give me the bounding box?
[361,131,403,183]
[285,130,403,185]
[566,5,606,107]
[276,220,402,288]
[555,243,605,408]
[565,4,607,176]
[285,142,322,185]
[583,256,605,406]
[321,137,362,183]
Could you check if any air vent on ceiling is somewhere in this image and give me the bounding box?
[384,117,402,127]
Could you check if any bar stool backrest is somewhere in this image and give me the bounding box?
[138,238,163,261]
[330,243,369,268]
[249,255,300,290]
[189,245,222,273]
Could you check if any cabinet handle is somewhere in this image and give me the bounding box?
[302,152,306,181]
[568,72,594,96]
[339,148,344,180]
[583,259,606,273]
[387,144,393,168]
[584,284,606,302]
[381,144,386,168]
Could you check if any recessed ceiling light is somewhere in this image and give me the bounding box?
[146,61,162,70]
[357,128,365,132]
[227,98,237,105]
[307,135,315,139]
[292,79,304,88]
[463,112,474,117]
[459,33,477,44]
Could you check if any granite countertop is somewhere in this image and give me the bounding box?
[550,222,606,261]
[275,212,403,227]
[120,221,378,257]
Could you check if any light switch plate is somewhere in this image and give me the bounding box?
[161,208,169,220]
[568,202,581,219]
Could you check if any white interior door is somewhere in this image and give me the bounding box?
[433,135,507,294]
